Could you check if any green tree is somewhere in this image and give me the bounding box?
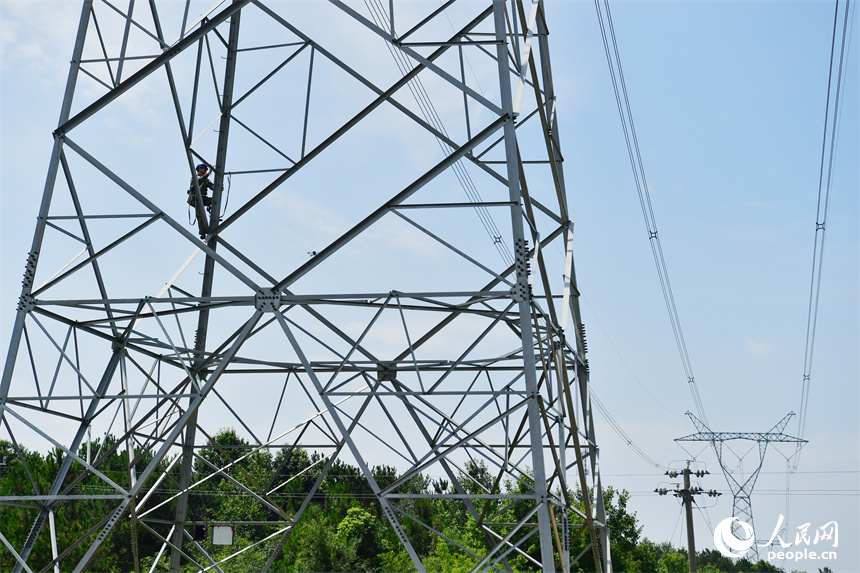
[657,548,689,573]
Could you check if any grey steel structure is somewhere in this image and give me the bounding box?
[677,412,805,559]
[0,1,610,572]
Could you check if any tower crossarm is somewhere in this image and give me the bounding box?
[676,431,807,443]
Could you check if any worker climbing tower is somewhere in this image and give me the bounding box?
[0,1,610,572]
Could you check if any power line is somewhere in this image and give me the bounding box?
[364,0,514,267]
[593,0,708,425]
[795,0,855,456]
[591,391,668,470]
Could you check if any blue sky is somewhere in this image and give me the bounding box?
[1,1,857,571]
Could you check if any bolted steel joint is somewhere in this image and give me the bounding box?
[510,282,531,303]
[255,289,282,313]
[22,250,39,289]
[17,293,36,313]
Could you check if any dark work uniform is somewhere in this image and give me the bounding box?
[188,173,214,238]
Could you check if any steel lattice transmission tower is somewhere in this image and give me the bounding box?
[676,412,806,560]
[1,1,610,572]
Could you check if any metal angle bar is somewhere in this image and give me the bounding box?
[390,225,563,364]
[30,214,161,297]
[1,407,130,496]
[203,27,224,114]
[512,0,540,115]
[0,529,36,573]
[146,525,173,573]
[530,8,570,221]
[230,114,297,164]
[395,0,456,43]
[113,0,136,84]
[333,404,414,465]
[134,520,204,571]
[181,529,227,573]
[44,324,74,406]
[237,40,307,52]
[273,309,385,397]
[427,301,518,394]
[491,1,555,568]
[474,103,542,162]
[45,212,153,220]
[141,519,294,526]
[398,40,501,47]
[76,61,114,90]
[89,7,117,88]
[60,152,121,339]
[379,398,530,495]
[322,296,394,392]
[372,389,420,463]
[144,300,203,392]
[60,137,260,291]
[199,526,291,573]
[381,372,522,473]
[192,454,286,517]
[80,54,163,64]
[301,46,314,158]
[21,325,45,409]
[267,450,332,496]
[388,503,484,562]
[261,446,348,573]
[5,393,191,402]
[227,42,309,112]
[482,527,543,572]
[27,314,97,396]
[222,167,288,175]
[390,210,514,286]
[386,494,536,500]
[56,1,251,137]
[267,372,291,442]
[187,35,204,143]
[70,311,262,572]
[272,312,427,572]
[1,418,42,495]
[395,201,517,209]
[431,370,493,447]
[136,453,182,513]
[224,1,493,234]
[275,115,509,291]
[2,400,85,424]
[394,296,426,392]
[0,495,126,502]
[43,222,87,245]
[329,0,503,115]
[1,1,92,428]
[209,387,262,444]
[474,506,543,573]
[101,0,168,50]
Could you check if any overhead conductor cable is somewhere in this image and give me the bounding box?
[594,0,708,425]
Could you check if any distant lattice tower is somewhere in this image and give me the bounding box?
[677,412,806,559]
[1,2,610,572]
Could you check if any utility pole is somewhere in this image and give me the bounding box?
[656,462,721,573]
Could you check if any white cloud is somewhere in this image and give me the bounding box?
[745,338,773,357]
[0,2,79,86]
